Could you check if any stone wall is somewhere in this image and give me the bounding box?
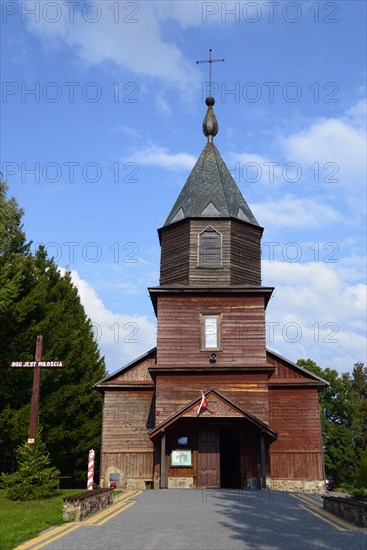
[168,476,194,489]
[323,496,367,528]
[126,478,153,490]
[63,488,113,522]
[269,479,326,493]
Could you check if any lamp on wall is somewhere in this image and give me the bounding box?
[209,353,217,363]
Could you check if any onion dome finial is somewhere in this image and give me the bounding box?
[202,96,218,142]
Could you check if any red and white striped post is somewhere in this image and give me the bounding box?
[87,449,95,491]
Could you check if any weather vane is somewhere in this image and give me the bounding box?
[196,48,225,95]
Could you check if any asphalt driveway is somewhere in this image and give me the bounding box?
[18,489,366,550]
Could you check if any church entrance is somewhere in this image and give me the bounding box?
[220,424,241,488]
[197,422,242,488]
[197,429,220,487]
[153,395,276,490]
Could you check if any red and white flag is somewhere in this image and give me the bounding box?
[197,390,209,416]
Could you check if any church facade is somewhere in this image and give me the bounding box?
[96,97,327,492]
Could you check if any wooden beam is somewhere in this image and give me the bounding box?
[260,430,266,489]
[28,335,43,448]
[160,430,167,489]
[240,425,246,489]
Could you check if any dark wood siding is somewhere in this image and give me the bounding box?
[231,220,262,285]
[101,391,154,453]
[160,220,190,285]
[102,452,153,482]
[270,452,324,479]
[111,356,154,383]
[268,353,316,382]
[269,388,324,479]
[160,218,262,287]
[155,372,269,426]
[100,390,154,486]
[188,220,231,286]
[156,294,267,366]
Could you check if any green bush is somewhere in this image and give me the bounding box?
[1,439,59,500]
[339,482,354,492]
[335,486,349,493]
[348,450,367,502]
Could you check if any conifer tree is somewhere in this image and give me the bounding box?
[0,182,107,484]
[1,437,60,500]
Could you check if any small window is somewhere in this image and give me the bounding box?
[198,227,221,268]
[200,314,222,351]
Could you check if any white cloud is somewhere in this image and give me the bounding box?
[228,152,284,187]
[280,116,366,187]
[153,2,207,28]
[230,100,366,193]
[112,125,141,139]
[252,195,342,228]
[155,92,172,115]
[344,98,366,131]
[60,268,156,372]
[24,1,201,93]
[263,260,367,372]
[127,144,196,170]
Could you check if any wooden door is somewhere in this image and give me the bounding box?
[198,429,220,487]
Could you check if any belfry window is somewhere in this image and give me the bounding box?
[198,227,222,268]
[200,314,222,351]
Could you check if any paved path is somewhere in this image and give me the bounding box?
[18,489,366,550]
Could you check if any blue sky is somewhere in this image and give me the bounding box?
[1,0,366,373]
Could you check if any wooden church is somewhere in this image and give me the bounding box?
[96,96,327,492]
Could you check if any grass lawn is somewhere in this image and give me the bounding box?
[0,489,81,550]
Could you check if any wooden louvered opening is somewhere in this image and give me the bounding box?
[198,227,222,268]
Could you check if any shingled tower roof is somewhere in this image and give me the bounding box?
[164,96,259,227]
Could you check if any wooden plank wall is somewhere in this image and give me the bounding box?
[160,220,190,285]
[231,221,262,285]
[267,354,307,380]
[156,295,267,366]
[160,218,262,287]
[269,388,324,479]
[155,373,269,425]
[188,220,231,286]
[102,452,153,481]
[101,391,154,453]
[111,356,154,383]
[270,452,324,479]
[100,390,155,485]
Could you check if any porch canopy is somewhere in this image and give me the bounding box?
[150,388,278,489]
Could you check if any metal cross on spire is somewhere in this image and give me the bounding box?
[196,48,225,96]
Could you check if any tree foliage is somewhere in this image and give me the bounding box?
[354,448,367,489]
[1,437,60,500]
[0,181,107,485]
[0,181,29,312]
[297,358,367,485]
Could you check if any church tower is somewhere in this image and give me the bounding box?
[96,95,327,493]
[148,96,277,489]
[150,96,273,372]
